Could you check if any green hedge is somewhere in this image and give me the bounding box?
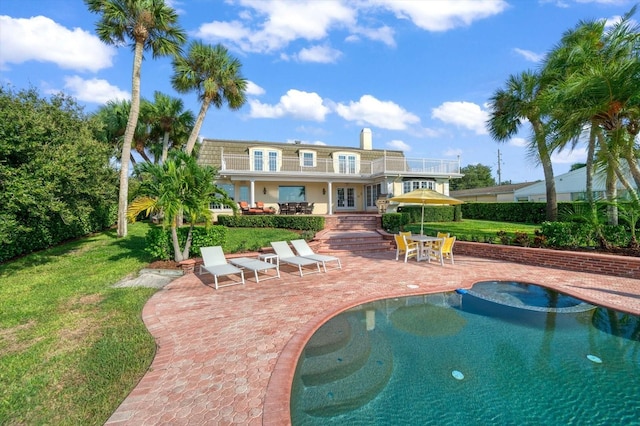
[217,214,324,231]
[541,221,629,249]
[461,202,549,224]
[396,205,458,222]
[145,225,227,261]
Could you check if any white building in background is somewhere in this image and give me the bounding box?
[513,165,639,202]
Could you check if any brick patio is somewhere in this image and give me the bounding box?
[105,251,640,425]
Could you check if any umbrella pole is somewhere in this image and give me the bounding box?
[421,203,425,235]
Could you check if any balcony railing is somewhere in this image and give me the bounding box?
[220,154,460,176]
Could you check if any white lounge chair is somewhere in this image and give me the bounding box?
[199,246,245,289]
[228,257,280,283]
[290,239,342,272]
[270,241,322,276]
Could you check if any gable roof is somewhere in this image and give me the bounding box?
[450,182,536,198]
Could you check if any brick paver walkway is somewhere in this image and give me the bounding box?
[105,251,640,425]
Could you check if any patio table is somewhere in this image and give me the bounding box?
[409,235,443,262]
[229,257,281,283]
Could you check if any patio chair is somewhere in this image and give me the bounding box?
[270,241,322,276]
[303,202,314,214]
[427,236,456,266]
[238,201,250,215]
[255,201,275,214]
[199,246,245,289]
[394,234,418,262]
[290,239,342,272]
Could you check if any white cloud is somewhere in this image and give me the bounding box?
[248,89,329,121]
[294,45,342,63]
[387,139,411,151]
[335,94,420,130]
[372,0,509,32]
[513,48,545,62]
[551,147,587,164]
[56,76,130,104]
[245,80,265,96]
[431,101,489,135]
[0,16,115,72]
[509,137,528,147]
[196,0,506,56]
[195,1,356,53]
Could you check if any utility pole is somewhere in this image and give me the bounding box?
[497,149,503,185]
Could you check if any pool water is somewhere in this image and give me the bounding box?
[290,281,640,425]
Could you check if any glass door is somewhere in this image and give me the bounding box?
[336,187,355,210]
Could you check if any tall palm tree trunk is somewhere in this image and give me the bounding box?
[161,131,170,163]
[533,120,557,221]
[185,97,211,155]
[117,41,144,238]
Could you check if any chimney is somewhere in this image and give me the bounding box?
[360,128,372,150]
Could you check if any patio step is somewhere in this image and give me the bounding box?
[324,214,380,231]
[315,231,395,255]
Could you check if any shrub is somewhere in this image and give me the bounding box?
[382,213,408,233]
[217,214,324,231]
[145,225,227,260]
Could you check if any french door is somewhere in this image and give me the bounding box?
[336,187,355,210]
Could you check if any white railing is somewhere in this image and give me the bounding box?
[220,154,459,175]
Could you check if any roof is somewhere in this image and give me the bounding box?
[198,137,406,167]
[450,182,536,197]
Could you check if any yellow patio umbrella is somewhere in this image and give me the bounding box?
[390,188,463,234]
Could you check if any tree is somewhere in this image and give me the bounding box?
[450,164,496,190]
[127,151,233,261]
[142,91,195,163]
[93,99,150,165]
[86,0,186,238]
[487,71,559,221]
[171,42,247,155]
[0,86,118,262]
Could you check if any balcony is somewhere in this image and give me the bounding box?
[219,154,460,177]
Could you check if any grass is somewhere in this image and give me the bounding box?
[0,222,300,425]
[222,227,302,253]
[405,219,540,243]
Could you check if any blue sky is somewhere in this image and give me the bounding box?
[1,0,637,184]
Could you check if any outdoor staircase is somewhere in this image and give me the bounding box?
[315,214,395,255]
[291,310,393,419]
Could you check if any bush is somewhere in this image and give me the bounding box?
[217,214,324,231]
[145,225,227,260]
[382,213,408,233]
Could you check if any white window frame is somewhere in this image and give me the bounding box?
[333,151,360,174]
[249,147,282,171]
[299,150,316,167]
[403,180,435,193]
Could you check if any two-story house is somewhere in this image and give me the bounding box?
[197,128,462,215]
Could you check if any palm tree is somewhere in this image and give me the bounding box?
[171,42,247,155]
[487,70,558,221]
[143,91,195,163]
[127,151,234,261]
[545,9,640,205]
[85,0,186,237]
[94,99,151,165]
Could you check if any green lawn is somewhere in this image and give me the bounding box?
[0,222,300,425]
[406,219,540,243]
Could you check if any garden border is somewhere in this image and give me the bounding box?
[454,241,640,280]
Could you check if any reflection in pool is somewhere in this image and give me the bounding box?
[290,281,640,425]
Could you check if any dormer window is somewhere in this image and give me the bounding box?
[250,147,281,171]
[333,151,359,174]
[299,150,316,167]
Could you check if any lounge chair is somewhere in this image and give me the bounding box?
[199,246,245,289]
[290,239,342,272]
[270,241,322,276]
[394,234,418,262]
[228,257,280,283]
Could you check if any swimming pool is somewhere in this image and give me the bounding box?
[290,281,640,425]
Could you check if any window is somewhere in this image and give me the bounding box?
[333,152,359,174]
[403,180,435,192]
[253,151,263,171]
[279,186,306,202]
[300,150,316,167]
[210,184,234,209]
[365,184,382,207]
[250,148,281,171]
